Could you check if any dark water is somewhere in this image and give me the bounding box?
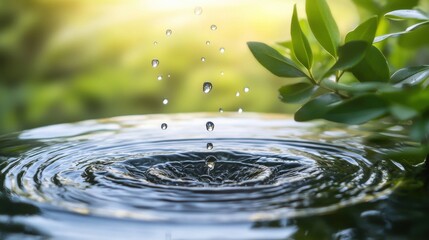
[0,113,428,239]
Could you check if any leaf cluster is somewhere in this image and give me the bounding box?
[248,0,429,144]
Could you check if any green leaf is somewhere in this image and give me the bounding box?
[391,65,429,86]
[324,94,388,124]
[385,9,429,21]
[328,41,369,74]
[291,5,313,69]
[351,46,390,82]
[345,16,378,43]
[389,104,418,120]
[294,93,342,121]
[306,0,340,57]
[410,118,429,142]
[374,21,429,42]
[279,82,318,103]
[247,42,307,78]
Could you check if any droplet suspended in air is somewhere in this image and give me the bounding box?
[163,98,169,105]
[205,155,217,170]
[161,123,168,130]
[157,75,163,81]
[210,24,217,31]
[206,142,213,150]
[220,71,224,76]
[244,87,250,93]
[206,121,214,131]
[219,47,225,54]
[201,57,206,62]
[219,108,224,113]
[194,6,203,15]
[238,108,243,113]
[203,82,212,93]
[153,41,158,45]
[236,91,240,97]
[167,74,171,78]
[166,29,172,36]
[205,41,211,45]
[151,59,159,68]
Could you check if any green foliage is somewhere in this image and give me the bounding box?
[248,0,429,148]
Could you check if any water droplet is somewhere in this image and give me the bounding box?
[153,41,158,45]
[210,24,217,31]
[194,6,203,15]
[203,82,212,93]
[161,123,167,130]
[157,75,163,81]
[205,41,211,45]
[244,87,250,93]
[163,99,169,105]
[166,29,172,36]
[167,74,171,78]
[236,91,240,97]
[201,57,206,62]
[220,71,224,76]
[205,155,217,170]
[238,108,243,113]
[219,47,225,54]
[219,108,223,113]
[151,59,159,68]
[206,143,213,150]
[206,121,214,131]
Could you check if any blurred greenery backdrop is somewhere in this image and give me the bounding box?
[1,0,428,134]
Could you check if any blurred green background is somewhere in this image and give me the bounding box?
[1,0,429,134]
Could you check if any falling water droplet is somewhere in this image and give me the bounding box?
[151,59,159,68]
[205,155,217,170]
[244,87,250,93]
[206,143,213,150]
[238,108,243,113]
[153,41,158,45]
[220,71,224,76]
[194,6,203,15]
[236,91,240,97]
[166,29,172,36]
[203,82,212,93]
[210,24,217,31]
[201,57,206,62]
[206,121,214,131]
[219,47,225,54]
[163,99,169,105]
[167,74,171,78]
[157,75,163,81]
[206,41,211,45]
[161,123,168,130]
[219,108,224,113]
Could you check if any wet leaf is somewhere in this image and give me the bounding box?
[391,65,429,86]
[247,42,307,78]
[291,5,313,69]
[306,0,340,57]
[294,93,342,121]
[374,21,429,42]
[279,82,318,103]
[324,94,388,124]
[351,46,390,82]
[345,16,378,43]
[385,9,429,21]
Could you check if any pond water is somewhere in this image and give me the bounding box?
[0,113,428,239]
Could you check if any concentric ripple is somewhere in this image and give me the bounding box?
[0,113,409,222]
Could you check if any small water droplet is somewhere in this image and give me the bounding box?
[201,57,206,62]
[194,6,203,15]
[166,29,172,36]
[238,108,243,113]
[219,108,223,113]
[205,155,217,170]
[153,41,158,45]
[163,98,169,105]
[236,91,240,97]
[220,71,224,76]
[206,121,214,131]
[206,143,213,150]
[157,75,163,81]
[167,74,171,78]
[210,24,217,31]
[203,82,212,93]
[151,59,159,68]
[244,87,250,93]
[161,123,167,130]
[205,41,211,45]
[219,47,225,54]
